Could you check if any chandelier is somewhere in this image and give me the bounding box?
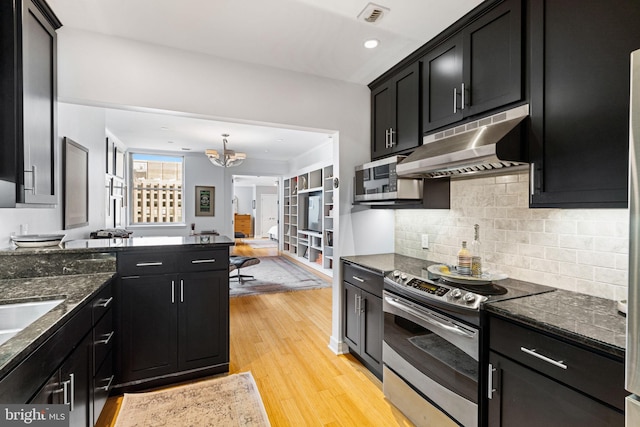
[206,134,247,167]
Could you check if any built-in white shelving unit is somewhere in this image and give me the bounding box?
[282,164,334,276]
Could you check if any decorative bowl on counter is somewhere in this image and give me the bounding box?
[427,264,508,285]
[10,234,66,248]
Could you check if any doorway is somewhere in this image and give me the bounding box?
[232,174,280,240]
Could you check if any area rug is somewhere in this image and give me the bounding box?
[245,238,278,249]
[114,372,270,427]
[230,256,330,297]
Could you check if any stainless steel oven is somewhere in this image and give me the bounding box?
[383,268,555,427]
[383,287,480,427]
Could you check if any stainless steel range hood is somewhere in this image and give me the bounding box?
[396,105,529,179]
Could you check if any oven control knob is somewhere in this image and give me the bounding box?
[393,270,401,278]
[451,289,462,299]
[400,273,408,281]
[463,292,477,303]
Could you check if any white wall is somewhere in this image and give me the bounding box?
[0,103,107,246]
[233,187,253,215]
[395,172,629,301]
[56,28,389,353]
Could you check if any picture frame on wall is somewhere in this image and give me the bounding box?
[195,186,215,216]
[106,137,114,175]
[114,146,125,178]
[64,137,89,229]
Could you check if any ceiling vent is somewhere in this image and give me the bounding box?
[357,2,389,24]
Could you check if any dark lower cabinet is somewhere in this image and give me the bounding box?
[178,271,229,371]
[116,248,230,390]
[528,0,640,207]
[488,352,623,427]
[343,262,383,378]
[26,280,114,427]
[31,333,91,426]
[120,274,178,380]
[486,315,624,426]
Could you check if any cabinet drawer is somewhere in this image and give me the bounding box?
[343,263,383,297]
[93,352,113,425]
[92,282,113,323]
[490,316,625,410]
[179,249,228,272]
[118,251,177,276]
[93,310,114,373]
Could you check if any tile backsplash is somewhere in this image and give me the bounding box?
[395,171,629,301]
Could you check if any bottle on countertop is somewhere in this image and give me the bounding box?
[457,241,471,276]
[470,224,482,277]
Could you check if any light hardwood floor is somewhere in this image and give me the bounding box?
[96,241,413,426]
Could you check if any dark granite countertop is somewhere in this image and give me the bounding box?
[0,235,234,255]
[485,290,626,359]
[0,235,233,382]
[0,272,115,378]
[340,253,626,359]
[341,253,436,276]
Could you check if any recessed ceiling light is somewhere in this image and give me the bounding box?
[181,148,191,151]
[167,141,174,144]
[364,39,379,49]
[277,139,284,143]
[160,126,169,131]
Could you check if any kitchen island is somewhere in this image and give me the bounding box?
[0,235,234,425]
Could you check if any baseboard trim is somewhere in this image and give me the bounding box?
[328,335,349,355]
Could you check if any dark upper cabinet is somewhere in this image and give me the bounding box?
[463,0,522,116]
[371,62,420,159]
[0,0,60,206]
[422,0,522,134]
[421,34,464,132]
[528,0,640,208]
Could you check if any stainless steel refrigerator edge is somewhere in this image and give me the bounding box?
[627,48,640,426]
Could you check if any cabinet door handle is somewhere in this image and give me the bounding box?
[97,296,113,308]
[96,331,115,345]
[352,276,365,283]
[171,280,175,304]
[191,259,216,264]
[389,128,395,147]
[384,128,390,148]
[461,83,466,110]
[488,363,496,399]
[24,165,37,194]
[360,295,365,314]
[180,279,184,303]
[99,375,115,392]
[354,294,359,315]
[453,87,458,114]
[69,373,75,411]
[520,347,568,369]
[56,377,72,409]
[136,262,163,267]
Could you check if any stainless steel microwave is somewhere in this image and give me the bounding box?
[354,156,423,204]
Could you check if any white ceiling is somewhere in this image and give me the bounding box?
[50,0,482,159]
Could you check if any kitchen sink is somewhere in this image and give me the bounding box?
[0,299,64,346]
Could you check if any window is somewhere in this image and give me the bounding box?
[130,154,183,224]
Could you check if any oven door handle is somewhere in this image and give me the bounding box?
[384,296,476,339]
